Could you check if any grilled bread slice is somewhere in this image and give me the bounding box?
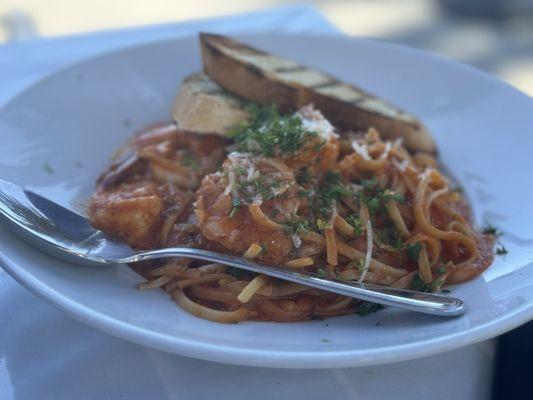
[172,72,249,135]
[200,33,435,153]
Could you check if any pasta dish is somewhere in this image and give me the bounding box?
[88,33,495,323]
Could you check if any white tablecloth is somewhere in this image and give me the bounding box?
[0,5,494,399]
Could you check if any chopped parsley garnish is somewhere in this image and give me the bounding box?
[238,175,282,202]
[227,267,256,280]
[316,267,327,277]
[313,140,326,152]
[361,178,379,189]
[316,219,332,232]
[283,218,310,235]
[297,189,313,198]
[345,214,363,236]
[234,165,246,176]
[230,104,316,157]
[43,162,54,174]
[437,266,446,275]
[355,301,383,316]
[410,272,431,292]
[410,272,445,292]
[228,197,241,219]
[323,171,351,196]
[357,178,405,215]
[378,226,404,250]
[311,171,352,218]
[482,225,502,237]
[364,197,382,214]
[406,243,422,262]
[411,272,428,292]
[482,225,508,256]
[496,245,508,256]
[232,164,287,205]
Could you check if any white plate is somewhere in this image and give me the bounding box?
[0,34,532,369]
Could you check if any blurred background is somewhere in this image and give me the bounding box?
[1,0,533,96]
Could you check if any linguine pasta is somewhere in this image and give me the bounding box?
[88,104,495,323]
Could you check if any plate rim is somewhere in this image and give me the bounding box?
[1,32,532,368]
[2,248,532,369]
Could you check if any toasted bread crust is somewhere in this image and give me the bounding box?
[172,72,249,135]
[200,33,435,153]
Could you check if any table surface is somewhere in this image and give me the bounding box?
[0,5,496,400]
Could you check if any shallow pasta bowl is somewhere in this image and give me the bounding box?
[0,33,532,368]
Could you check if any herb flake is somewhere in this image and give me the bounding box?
[346,214,363,236]
[230,104,316,157]
[43,162,54,174]
[496,245,508,256]
[310,171,351,218]
[283,218,310,235]
[406,243,422,262]
[355,301,383,316]
[482,225,502,237]
[357,179,404,215]
[228,197,241,219]
[227,267,256,280]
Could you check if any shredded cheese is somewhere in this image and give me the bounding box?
[392,137,403,149]
[226,152,254,198]
[236,244,269,303]
[237,275,269,303]
[243,243,263,259]
[297,105,338,141]
[325,228,338,266]
[380,141,392,159]
[392,158,409,172]
[351,140,371,160]
[291,234,302,248]
[358,220,373,283]
[285,257,314,268]
[223,168,235,196]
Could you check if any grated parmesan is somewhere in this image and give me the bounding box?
[380,141,392,159]
[392,158,409,172]
[351,140,371,160]
[297,104,338,141]
[291,234,302,249]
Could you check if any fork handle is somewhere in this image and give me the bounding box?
[115,247,465,317]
